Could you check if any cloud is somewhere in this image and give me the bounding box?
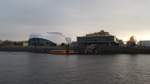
[0,0,150,41]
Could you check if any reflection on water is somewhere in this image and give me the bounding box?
[0,52,150,84]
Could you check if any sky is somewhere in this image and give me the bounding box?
[0,0,150,41]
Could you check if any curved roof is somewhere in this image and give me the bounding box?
[29,32,68,45]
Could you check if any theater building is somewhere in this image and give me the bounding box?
[28,32,67,47]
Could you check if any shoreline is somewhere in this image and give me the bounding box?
[0,46,150,54]
[0,46,65,53]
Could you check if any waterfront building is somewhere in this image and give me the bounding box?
[28,38,56,47]
[77,30,122,46]
[76,30,123,54]
[22,41,28,47]
[126,36,136,47]
[137,40,150,47]
[28,32,68,47]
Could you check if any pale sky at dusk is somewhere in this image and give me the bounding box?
[0,0,150,41]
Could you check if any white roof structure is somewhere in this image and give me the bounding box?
[29,32,71,45]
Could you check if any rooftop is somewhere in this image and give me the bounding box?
[86,30,112,37]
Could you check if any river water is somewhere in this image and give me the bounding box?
[0,52,150,84]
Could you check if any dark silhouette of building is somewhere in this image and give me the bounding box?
[28,38,56,47]
[126,36,136,47]
[0,40,28,47]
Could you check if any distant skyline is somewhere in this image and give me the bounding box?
[1,0,150,41]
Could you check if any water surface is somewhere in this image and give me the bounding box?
[0,52,150,84]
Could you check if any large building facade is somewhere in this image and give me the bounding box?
[77,36,119,46]
[77,30,121,46]
[77,30,123,54]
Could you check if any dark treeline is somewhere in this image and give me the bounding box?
[0,40,28,47]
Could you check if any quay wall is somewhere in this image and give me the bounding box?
[0,46,66,53]
[0,46,150,54]
[78,46,150,54]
